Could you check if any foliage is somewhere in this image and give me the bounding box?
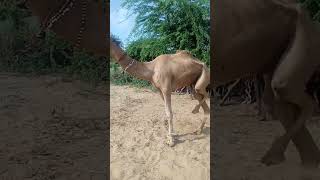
[110,0,209,88]
[300,0,320,21]
[121,0,210,65]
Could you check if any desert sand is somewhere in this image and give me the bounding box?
[0,73,107,180]
[110,85,210,180]
[213,104,320,180]
[2,73,320,180]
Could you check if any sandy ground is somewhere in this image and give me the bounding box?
[2,72,320,180]
[110,85,210,180]
[0,73,107,180]
[213,104,320,180]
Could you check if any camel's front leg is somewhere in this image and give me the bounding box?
[162,88,175,147]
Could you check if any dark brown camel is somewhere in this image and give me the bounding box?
[213,0,320,167]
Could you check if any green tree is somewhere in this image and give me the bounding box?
[300,0,320,21]
[122,0,210,65]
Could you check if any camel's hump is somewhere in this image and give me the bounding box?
[175,50,193,55]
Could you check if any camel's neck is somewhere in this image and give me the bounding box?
[110,41,154,81]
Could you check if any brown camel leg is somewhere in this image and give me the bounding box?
[192,79,209,114]
[259,74,275,121]
[161,87,175,147]
[261,86,319,165]
[254,76,263,116]
[189,92,209,134]
[261,28,320,167]
[192,65,210,114]
[260,75,320,166]
[263,74,319,164]
[279,102,320,167]
[261,99,320,167]
[192,93,209,114]
[193,105,209,135]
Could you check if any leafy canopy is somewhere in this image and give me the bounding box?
[121,0,210,65]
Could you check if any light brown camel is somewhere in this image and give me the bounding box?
[213,0,320,167]
[25,0,211,146]
[26,0,320,167]
[110,41,210,146]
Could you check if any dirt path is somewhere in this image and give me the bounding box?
[110,85,210,180]
[213,104,320,180]
[0,73,107,180]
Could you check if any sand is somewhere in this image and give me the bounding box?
[0,73,107,180]
[213,104,320,180]
[110,85,210,180]
[2,72,320,180]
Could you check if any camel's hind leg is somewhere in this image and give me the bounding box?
[192,92,210,114]
[261,12,320,166]
[192,93,210,135]
[259,74,276,121]
[192,81,210,114]
[192,64,210,114]
[260,74,320,166]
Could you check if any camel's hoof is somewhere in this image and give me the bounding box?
[192,109,200,114]
[261,150,286,166]
[166,135,175,147]
[259,117,267,121]
[193,129,203,135]
[261,153,285,166]
[301,153,320,168]
[261,136,288,166]
[302,161,320,169]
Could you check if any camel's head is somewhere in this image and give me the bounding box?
[110,39,126,61]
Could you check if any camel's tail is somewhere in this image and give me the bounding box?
[196,62,210,90]
[188,62,210,99]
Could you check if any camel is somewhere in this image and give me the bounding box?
[110,41,210,146]
[26,0,320,167]
[213,0,320,167]
[25,0,212,146]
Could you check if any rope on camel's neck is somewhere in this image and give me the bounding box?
[117,52,136,73]
[37,0,88,48]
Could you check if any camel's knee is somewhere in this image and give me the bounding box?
[165,109,173,118]
[271,78,291,99]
